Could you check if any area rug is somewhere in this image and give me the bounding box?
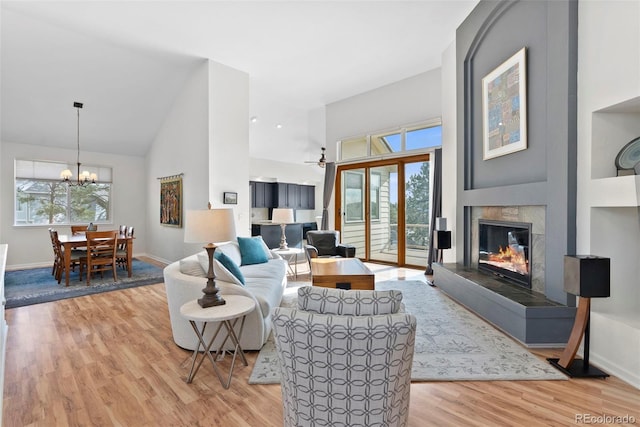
[248,280,567,383]
[4,259,164,308]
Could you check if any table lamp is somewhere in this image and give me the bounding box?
[184,207,236,308]
[272,208,294,250]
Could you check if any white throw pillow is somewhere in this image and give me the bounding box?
[179,259,206,277]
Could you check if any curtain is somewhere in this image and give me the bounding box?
[321,162,336,230]
[426,149,442,275]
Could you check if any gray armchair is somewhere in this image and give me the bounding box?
[271,287,416,427]
[305,230,355,260]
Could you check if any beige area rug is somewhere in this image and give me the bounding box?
[248,280,567,384]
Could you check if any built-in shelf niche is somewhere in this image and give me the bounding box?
[591,96,640,180]
[590,206,640,329]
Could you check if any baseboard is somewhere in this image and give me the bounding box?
[7,252,165,271]
[588,352,640,389]
[142,253,171,266]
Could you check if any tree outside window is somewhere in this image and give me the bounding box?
[15,160,112,225]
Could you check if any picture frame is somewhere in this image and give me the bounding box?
[223,192,238,205]
[482,47,527,160]
[160,176,182,227]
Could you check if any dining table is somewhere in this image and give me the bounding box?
[58,232,134,286]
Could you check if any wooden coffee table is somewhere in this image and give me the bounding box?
[310,258,375,290]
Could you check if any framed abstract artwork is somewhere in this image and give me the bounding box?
[482,47,527,160]
[160,176,182,227]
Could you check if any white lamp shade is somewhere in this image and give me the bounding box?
[272,208,294,224]
[184,208,236,244]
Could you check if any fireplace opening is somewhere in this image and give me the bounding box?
[478,219,532,289]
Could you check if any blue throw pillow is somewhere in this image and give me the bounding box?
[214,251,245,285]
[237,236,269,265]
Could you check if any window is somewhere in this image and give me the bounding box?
[406,125,442,150]
[370,172,381,220]
[344,171,364,222]
[15,159,112,226]
[338,121,442,161]
[340,136,368,161]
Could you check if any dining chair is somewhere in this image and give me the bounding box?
[80,230,118,285]
[71,225,89,235]
[116,226,134,271]
[49,228,82,284]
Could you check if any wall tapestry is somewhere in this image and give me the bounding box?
[482,47,527,160]
[160,175,182,227]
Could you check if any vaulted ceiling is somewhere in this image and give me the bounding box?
[1,1,478,164]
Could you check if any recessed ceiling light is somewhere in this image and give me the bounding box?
[275,124,283,129]
[250,116,258,123]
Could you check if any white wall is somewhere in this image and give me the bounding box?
[576,0,640,388]
[146,59,250,263]
[1,141,147,268]
[208,61,250,236]
[325,69,443,229]
[146,60,210,263]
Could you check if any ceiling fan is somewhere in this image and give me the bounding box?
[305,147,326,168]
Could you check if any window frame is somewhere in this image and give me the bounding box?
[14,159,113,227]
[344,170,365,223]
[337,118,442,163]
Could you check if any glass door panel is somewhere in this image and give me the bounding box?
[404,160,430,267]
[340,168,366,257]
[368,165,398,263]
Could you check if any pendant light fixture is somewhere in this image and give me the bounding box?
[60,101,97,186]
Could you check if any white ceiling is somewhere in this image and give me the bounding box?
[1,1,478,163]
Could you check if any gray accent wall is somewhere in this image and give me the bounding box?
[456,0,578,305]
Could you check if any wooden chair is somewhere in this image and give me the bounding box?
[116,226,134,271]
[80,230,118,285]
[71,225,88,235]
[49,228,82,284]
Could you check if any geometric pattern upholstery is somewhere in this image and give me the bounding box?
[271,286,416,427]
[297,286,404,316]
[272,308,416,427]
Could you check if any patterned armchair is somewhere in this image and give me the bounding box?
[271,287,416,427]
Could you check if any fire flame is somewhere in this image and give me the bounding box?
[486,245,528,275]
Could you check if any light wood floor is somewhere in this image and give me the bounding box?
[4,259,640,426]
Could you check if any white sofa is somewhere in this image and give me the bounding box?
[164,239,287,351]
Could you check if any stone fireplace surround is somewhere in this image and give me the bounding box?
[434,205,576,347]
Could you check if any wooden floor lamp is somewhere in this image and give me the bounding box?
[548,255,610,378]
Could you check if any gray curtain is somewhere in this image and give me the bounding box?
[321,162,336,230]
[426,149,442,275]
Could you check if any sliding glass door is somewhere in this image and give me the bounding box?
[404,160,430,267]
[368,164,398,263]
[336,154,430,267]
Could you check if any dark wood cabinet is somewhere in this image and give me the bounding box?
[253,181,314,209]
[250,181,275,208]
[299,185,315,209]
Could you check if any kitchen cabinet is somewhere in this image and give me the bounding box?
[299,185,315,210]
[251,223,303,249]
[252,181,314,209]
[250,181,275,208]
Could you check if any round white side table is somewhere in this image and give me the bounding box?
[180,294,256,388]
[273,247,304,279]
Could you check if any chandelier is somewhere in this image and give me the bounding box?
[60,101,97,186]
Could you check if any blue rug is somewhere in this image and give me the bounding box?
[4,259,164,309]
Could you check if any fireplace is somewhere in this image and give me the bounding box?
[478,219,532,289]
